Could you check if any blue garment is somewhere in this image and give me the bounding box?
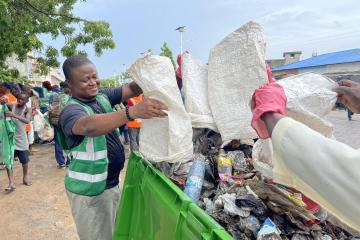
[54,126,69,166]
[123,125,129,143]
[348,108,354,120]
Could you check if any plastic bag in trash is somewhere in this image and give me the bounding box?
[128,54,193,163]
[208,21,267,143]
[235,194,267,218]
[182,52,217,131]
[218,193,251,217]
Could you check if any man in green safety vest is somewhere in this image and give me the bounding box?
[58,55,168,240]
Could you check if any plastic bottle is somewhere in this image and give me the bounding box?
[184,154,206,203]
[217,149,232,179]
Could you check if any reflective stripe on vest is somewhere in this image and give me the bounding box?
[68,170,107,183]
[71,150,108,161]
[71,137,107,161]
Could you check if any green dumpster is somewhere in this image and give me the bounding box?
[113,152,233,240]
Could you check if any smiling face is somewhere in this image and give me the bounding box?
[67,63,100,101]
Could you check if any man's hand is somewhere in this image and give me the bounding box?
[333,80,360,113]
[129,97,168,119]
[0,97,8,105]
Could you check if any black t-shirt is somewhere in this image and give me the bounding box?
[59,87,124,189]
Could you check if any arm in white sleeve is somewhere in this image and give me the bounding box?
[271,117,360,231]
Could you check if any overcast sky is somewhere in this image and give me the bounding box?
[49,0,360,78]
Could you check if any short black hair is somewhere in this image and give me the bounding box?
[62,55,93,80]
[60,81,69,89]
[18,91,29,100]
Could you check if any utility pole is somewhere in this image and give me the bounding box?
[175,26,186,54]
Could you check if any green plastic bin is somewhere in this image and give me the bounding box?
[113,152,233,240]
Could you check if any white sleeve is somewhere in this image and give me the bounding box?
[271,117,360,231]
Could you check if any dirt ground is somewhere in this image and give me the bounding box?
[0,144,129,240]
[0,110,358,240]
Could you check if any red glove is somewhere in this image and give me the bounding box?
[251,76,287,139]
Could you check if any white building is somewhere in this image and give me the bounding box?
[5,53,64,86]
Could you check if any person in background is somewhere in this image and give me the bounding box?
[59,56,167,240]
[251,77,360,232]
[175,53,185,102]
[52,85,61,93]
[127,95,143,152]
[1,83,18,104]
[0,94,16,191]
[39,81,52,113]
[6,92,32,186]
[116,101,129,145]
[347,108,354,120]
[60,81,71,95]
[21,85,37,153]
[49,81,71,168]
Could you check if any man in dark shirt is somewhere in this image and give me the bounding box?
[59,56,168,240]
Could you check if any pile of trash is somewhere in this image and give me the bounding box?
[155,134,359,240]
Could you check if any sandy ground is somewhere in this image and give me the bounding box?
[0,144,130,240]
[0,110,358,240]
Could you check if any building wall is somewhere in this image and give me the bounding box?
[298,65,327,74]
[273,62,360,81]
[5,54,64,86]
[272,69,299,79]
[296,62,360,75]
[266,59,285,68]
[326,62,360,74]
[5,54,33,77]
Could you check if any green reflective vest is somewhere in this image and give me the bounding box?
[60,93,119,196]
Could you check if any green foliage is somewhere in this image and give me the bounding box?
[159,42,176,69]
[100,76,120,88]
[0,0,115,75]
[0,65,31,84]
[100,71,131,88]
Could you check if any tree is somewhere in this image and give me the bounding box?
[0,66,30,84]
[100,71,131,88]
[100,76,120,88]
[0,0,115,76]
[159,42,176,69]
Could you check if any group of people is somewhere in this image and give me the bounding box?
[0,80,73,191]
[0,56,147,239]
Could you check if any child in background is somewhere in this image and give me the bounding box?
[0,95,16,192]
[6,92,32,186]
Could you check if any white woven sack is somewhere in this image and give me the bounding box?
[208,21,267,142]
[278,72,337,138]
[128,54,193,163]
[182,52,217,131]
